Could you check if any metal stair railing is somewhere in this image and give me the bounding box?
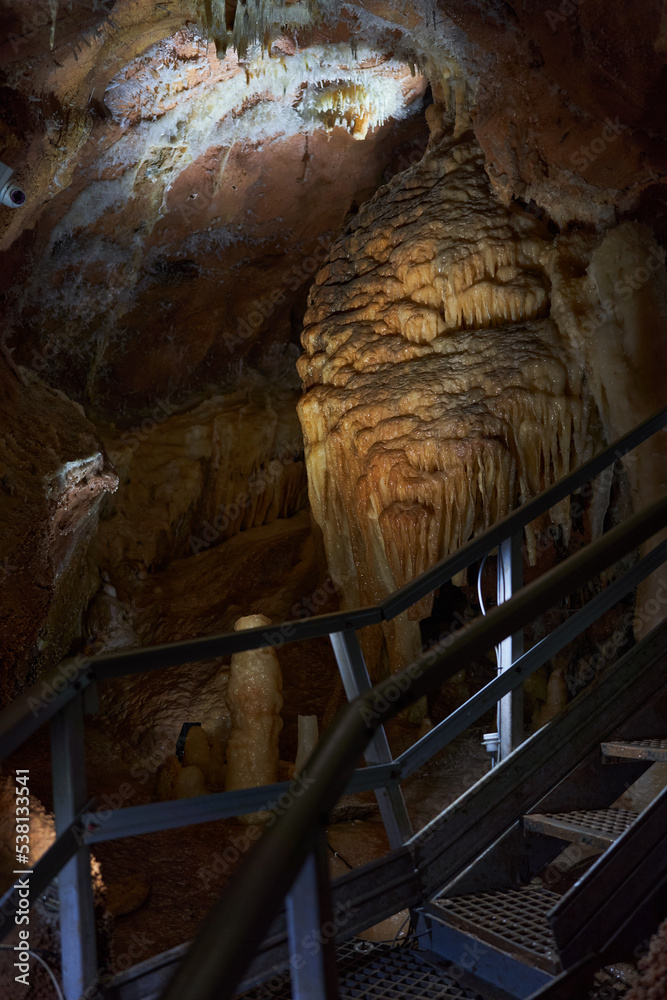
[0,406,664,1000]
[159,494,667,1000]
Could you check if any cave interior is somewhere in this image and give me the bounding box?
[1,0,667,998]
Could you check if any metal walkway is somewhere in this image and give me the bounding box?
[235,941,491,1000]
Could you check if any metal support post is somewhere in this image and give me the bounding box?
[50,697,98,1000]
[286,826,340,1000]
[497,531,525,760]
[330,630,413,849]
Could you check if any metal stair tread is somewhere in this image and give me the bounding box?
[523,807,638,849]
[601,737,667,762]
[233,940,490,999]
[428,886,562,974]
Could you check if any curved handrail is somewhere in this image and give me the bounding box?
[159,494,667,1000]
[1,405,665,761]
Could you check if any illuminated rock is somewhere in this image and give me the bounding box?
[298,133,600,673]
[0,349,118,705]
[183,724,227,791]
[155,756,182,800]
[531,665,568,731]
[155,755,209,799]
[105,873,152,917]
[96,376,307,572]
[550,221,667,637]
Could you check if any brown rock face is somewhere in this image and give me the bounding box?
[462,0,667,227]
[298,133,601,671]
[95,373,308,575]
[0,16,427,417]
[0,349,117,705]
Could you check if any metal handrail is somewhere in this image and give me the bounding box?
[159,494,667,1000]
[0,408,665,1000]
[394,535,667,777]
[1,405,665,761]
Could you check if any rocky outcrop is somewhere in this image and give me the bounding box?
[95,372,308,575]
[0,348,117,705]
[91,508,339,765]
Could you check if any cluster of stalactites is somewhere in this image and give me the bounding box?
[303,78,403,140]
[203,0,320,59]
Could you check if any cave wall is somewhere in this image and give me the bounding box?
[0,346,117,703]
[0,0,665,767]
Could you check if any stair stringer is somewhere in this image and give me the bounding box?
[440,690,664,900]
[549,779,667,966]
[411,619,667,901]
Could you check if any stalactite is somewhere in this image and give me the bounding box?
[47,0,59,50]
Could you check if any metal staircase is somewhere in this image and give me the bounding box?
[0,407,666,1000]
[417,622,667,998]
[222,617,667,1000]
[234,940,494,1000]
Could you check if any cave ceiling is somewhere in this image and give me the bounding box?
[0,0,666,418]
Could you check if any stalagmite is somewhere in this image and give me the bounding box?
[531,666,568,730]
[298,132,601,675]
[183,725,227,791]
[225,614,283,823]
[294,714,319,773]
[155,756,209,800]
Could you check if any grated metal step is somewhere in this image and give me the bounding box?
[429,886,561,975]
[233,940,489,999]
[523,808,638,850]
[601,737,667,762]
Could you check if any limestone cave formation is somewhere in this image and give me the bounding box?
[0,0,666,996]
